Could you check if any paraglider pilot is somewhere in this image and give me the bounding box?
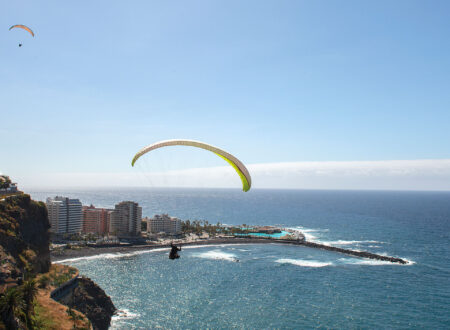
[169,242,181,260]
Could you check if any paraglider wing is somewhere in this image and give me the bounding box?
[9,25,35,37]
[131,139,252,192]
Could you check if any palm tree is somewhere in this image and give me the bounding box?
[0,287,25,328]
[21,279,38,317]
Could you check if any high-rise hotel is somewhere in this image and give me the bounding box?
[109,201,142,238]
[147,214,182,235]
[82,205,112,235]
[46,196,82,235]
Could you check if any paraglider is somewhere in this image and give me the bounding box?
[131,139,252,192]
[9,25,34,47]
[169,243,181,260]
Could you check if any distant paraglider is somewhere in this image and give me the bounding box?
[132,139,252,192]
[9,24,34,47]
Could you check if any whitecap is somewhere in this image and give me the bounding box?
[111,308,140,328]
[193,250,238,262]
[320,240,384,246]
[286,226,329,242]
[54,248,170,264]
[54,244,249,264]
[338,258,415,266]
[275,258,333,268]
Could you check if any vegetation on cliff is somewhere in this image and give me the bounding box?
[0,192,116,329]
[0,176,12,190]
[0,194,51,283]
[0,194,51,328]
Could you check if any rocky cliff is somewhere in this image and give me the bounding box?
[0,194,50,291]
[59,277,116,330]
[1,193,116,329]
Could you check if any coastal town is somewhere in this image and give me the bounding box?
[46,195,305,248]
[1,176,407,265]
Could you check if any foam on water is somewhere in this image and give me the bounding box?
[276,258,333,268]
[287,226,329,242]
[338,258,415,266]
[320,240,384,246]
[55,248,170,264]
[111,309,140,328]
[55,244,247,264]
[193,249,238,262]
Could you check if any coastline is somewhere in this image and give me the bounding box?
[51,237,289,262]
[51,237,408,264]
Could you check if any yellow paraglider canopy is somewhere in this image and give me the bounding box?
[132,139,252,192]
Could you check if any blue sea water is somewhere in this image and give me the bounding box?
[29,188,450,329]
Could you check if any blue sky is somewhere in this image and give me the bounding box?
[1,1,449,189]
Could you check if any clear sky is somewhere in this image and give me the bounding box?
[1,1,450,190]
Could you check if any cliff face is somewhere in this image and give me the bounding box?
[0,194,50,290]
[59,277,116,330]
[1,193,116,329]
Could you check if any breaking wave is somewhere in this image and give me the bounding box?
[338,258,415,266]
[276,258,333,268]
[54,248,170,264]
[193,250,238,262]
[111,309,140,327]
[320,240,384,246]
[54,244,247,264]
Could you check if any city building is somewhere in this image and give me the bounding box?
[109,201,142,238]
[82,205,112,236]
[147,214,182,235]
[46,196,82,235]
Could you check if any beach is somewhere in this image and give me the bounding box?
[51,236,302,262]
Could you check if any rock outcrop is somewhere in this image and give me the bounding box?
[0,194,50,291]
[62,277,116,330]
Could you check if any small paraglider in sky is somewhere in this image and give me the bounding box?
[9,24,34,47]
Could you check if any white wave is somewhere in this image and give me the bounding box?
[320,240,384,246]
[54,248,170,264]
[276,258,333,268]
[111,308,140,328]
[403,258,416,265]
[54,244,249,264]
[286,226,328,242]
[193,250,238,262]
[339,258,415,266]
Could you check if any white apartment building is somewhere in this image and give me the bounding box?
[46,196,82,235]
[109,201,142,238]
[147,214,182,235]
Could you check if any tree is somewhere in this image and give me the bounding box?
[38,275,50,289]
[0,287,25,328]
[0,175,12,189]
[21,279,38,316]
[20,279,38,328]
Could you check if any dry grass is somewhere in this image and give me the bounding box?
[34,264,90,330]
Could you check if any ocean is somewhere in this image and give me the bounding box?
[29,188,450,329]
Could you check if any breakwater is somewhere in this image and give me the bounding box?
[301,241,408,264]
[229,237,408,264]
